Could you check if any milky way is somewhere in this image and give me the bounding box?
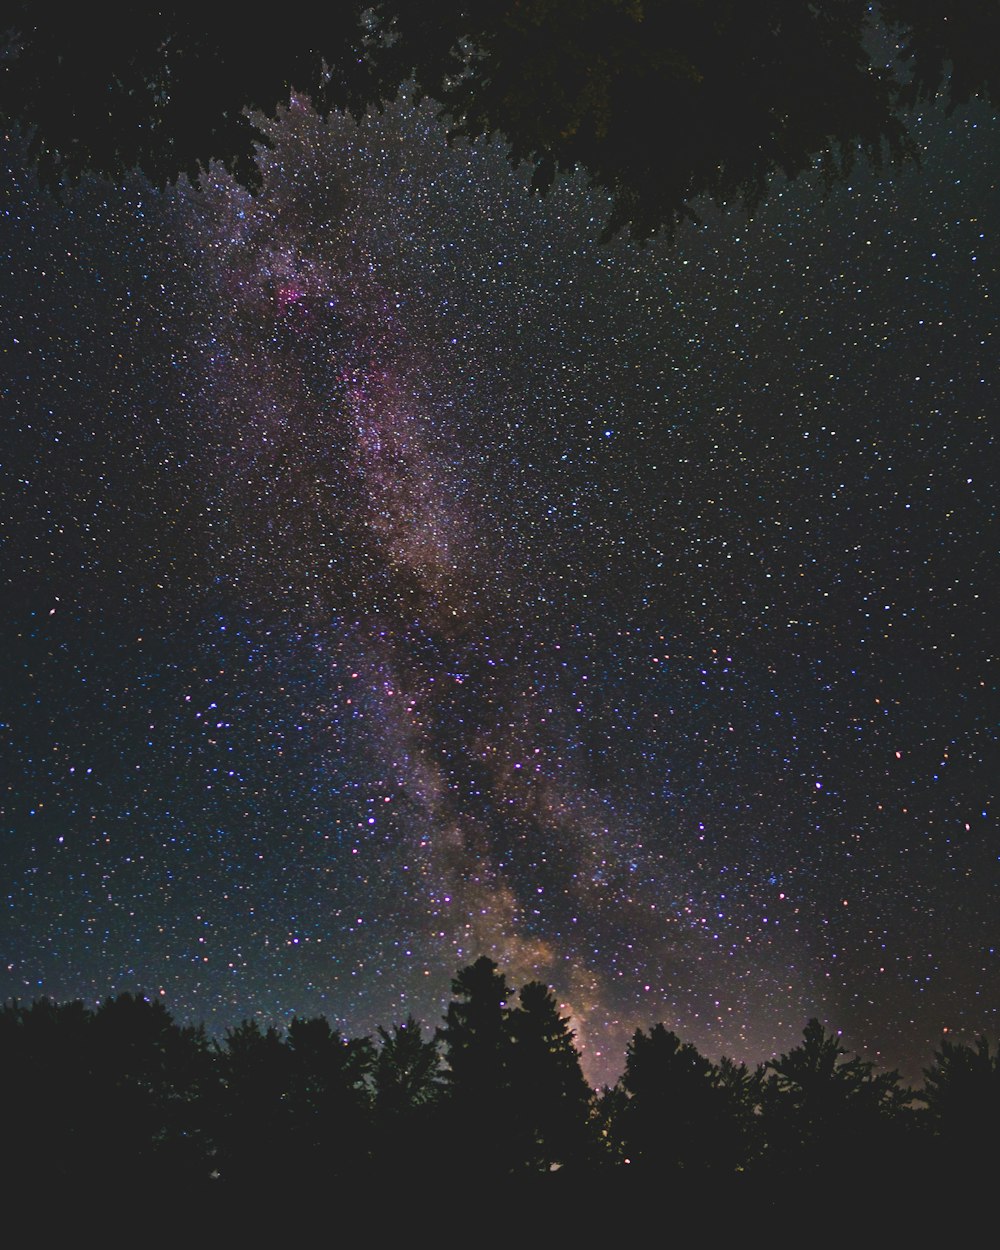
[2,93,997,1087]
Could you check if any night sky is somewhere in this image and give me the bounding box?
[2,90,997,1091]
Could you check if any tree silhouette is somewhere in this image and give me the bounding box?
[617,1023,756,1177]
[3,4,1000,240]
[285,1015,375,1187]
[919,1033,1000,1183]
[0,997,95,1191]
[758,1018,911,1185]
[439,956,512,1091]
[211,1018,294,1190]
[4,977,987,1215]
[374,1015,443,1120]
[0,994,212,1196]
[506,981,593,1173]
[88,992,214,1189]
[372,1015,444,1179]
[712,1054,767,1174]
[590,1082,630,1169]
[437,955,515,1175]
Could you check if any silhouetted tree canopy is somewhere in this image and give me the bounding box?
[617,1023,763,1175]
[0,993,212,1194]
[372,1015,444,1177]
[374,1014,444,1119]
[918,1032,1000,1182]
[3,3,999,239]
[506,980,594,1171]
[758,1016,912,1181]
[436,954,517,1173]
[1,974,997,1221]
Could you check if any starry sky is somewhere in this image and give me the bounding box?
[2,90,997,1090]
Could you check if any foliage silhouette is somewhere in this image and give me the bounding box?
[89,992,214,1188]
[285,1015,376,1187]
[506,980,594,1172]
[0,993,212,1195]
[758,1017,912,1184]
[436,954,516,1175]
[919,1032,1000,1182]
[1,972,995,1215]
[211,1018,294,1190]
[1,997,95,1190]
[616,1023,762,1177]
[3,4,1000,240]
[372,1015,445,1177]
[375,1014,444,1117]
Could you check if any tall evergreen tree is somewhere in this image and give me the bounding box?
[506,981,593,1173]
[438,956,515,1175]
[439,956,512,1100]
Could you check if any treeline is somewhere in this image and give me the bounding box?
[3,956,997,1210]
[5,5,1000,242]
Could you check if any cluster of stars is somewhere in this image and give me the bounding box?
[1,94,996,1088]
